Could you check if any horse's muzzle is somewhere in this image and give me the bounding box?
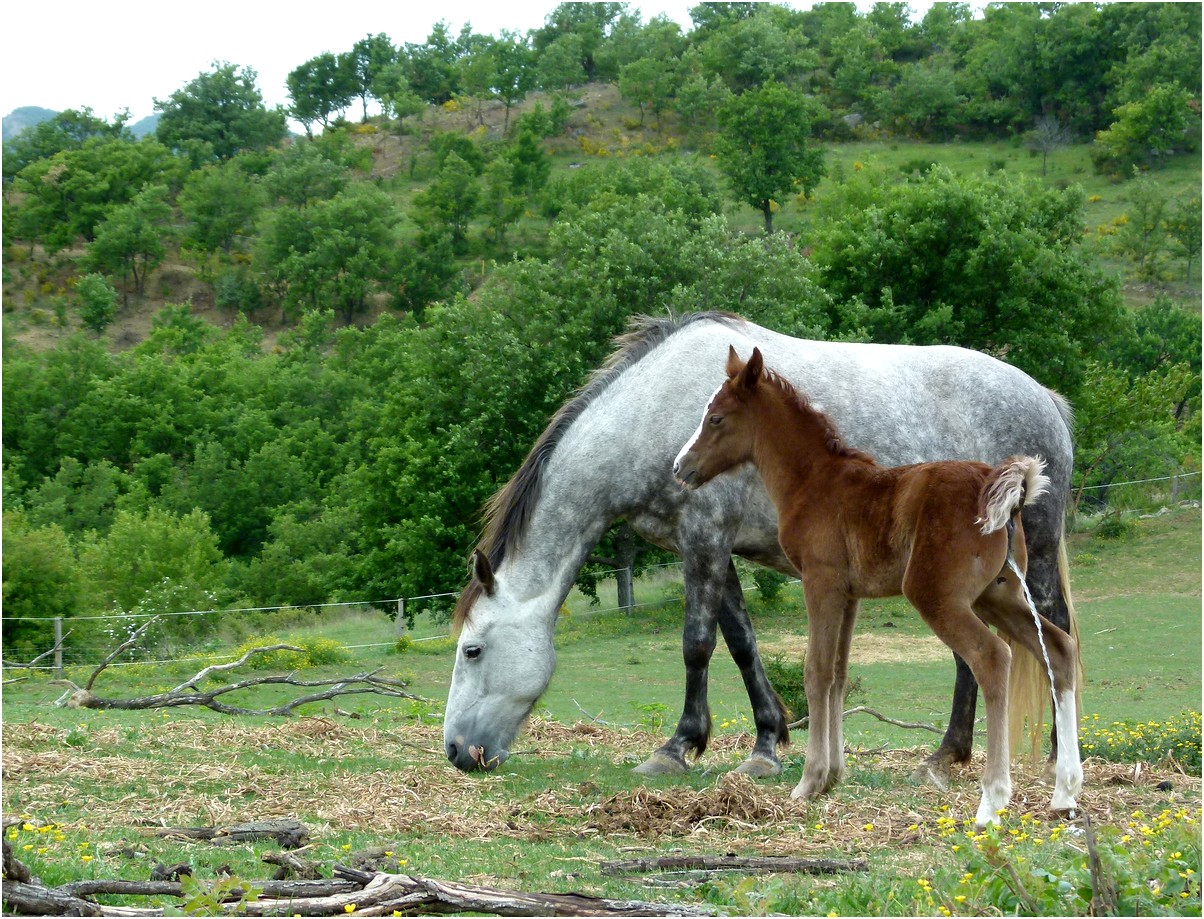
[446,739,507,771]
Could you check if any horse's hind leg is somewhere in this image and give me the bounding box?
[635,548,729,776]
[976,574,1083,813]
[716,562,789,777]
[906,582,1014,826]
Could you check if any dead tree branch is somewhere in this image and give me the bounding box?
[788,705,943,734]
[600,854,867,876]
[0,864,711,917]
[47,627,432,716]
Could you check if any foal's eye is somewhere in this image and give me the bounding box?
[463,645,483,661]
[707,414,723,426]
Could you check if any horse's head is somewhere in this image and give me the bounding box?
[443,549,557,772]
[672,345,764,489]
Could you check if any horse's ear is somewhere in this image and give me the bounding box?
[725,344,744,378]
[735,347,764,390]
[472,549,496,597]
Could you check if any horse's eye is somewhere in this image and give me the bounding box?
[708,414,723,426]
[463,645,483,661]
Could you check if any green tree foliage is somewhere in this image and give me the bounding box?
[713,81,827,233]
[348,33,398,122]
[84,185,174,298]
[808,165,1126,395]
[155,62,287,162]
[75,273,119,334]
[2,107,131,181]
[287,52,356,135]
[11,137,180,252]
[256,185,400,322]
[1092,83,1198,175]
[178,159,266,256]
[1,512,82,659]
[412,152,481,252]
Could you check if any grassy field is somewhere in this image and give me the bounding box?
[2,506,1200,915]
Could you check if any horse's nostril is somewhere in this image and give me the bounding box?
[447,743,458,763]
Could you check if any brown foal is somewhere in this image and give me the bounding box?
[673,347,1082,826]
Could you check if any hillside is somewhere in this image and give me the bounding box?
[3,79,1200,359]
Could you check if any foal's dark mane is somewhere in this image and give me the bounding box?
[756,365,875,465]
[453,311,745,629]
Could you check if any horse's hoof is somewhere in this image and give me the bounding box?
[734,753,782,778]
[910,761,950,791]
[633,751,688,776]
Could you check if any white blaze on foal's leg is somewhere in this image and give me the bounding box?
[1051,688,1084,811]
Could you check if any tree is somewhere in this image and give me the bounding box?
[2,512,82,661]
[178,159,266,256]
[1026,114,1071,177]
[412,152,481,252]
[11,136,180,252]
[1168,195,1202,284]
[1092,82,1197,175]
[808,165,1127,395]
[1113,170,1170,281]
[348,33,397,122]
[75,273,118,335]
[712,81,826,234]
[482,157,524,247]
[84,185,174,300]
[492,31,535,135]
[155,61,287,161]
[287,53,356,136]
[618,56,678,129]
[2,107,131,181]
[533,2,623,82]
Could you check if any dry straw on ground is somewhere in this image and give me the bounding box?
[4,716,1198,857]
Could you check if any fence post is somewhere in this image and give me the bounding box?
[396,598,407,636]
[53,617,63,678]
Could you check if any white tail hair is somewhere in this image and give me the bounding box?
[978,456,1049,535]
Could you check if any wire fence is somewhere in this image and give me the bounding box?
[4,473,1198,677]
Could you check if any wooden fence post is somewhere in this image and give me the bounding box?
[53,618,63,678]
[396,598,406,636]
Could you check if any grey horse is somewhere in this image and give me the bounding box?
[444,311,1075,778]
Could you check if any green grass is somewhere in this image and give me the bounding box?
[3,507,1199,916]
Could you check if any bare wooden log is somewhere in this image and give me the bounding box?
[3,866,709,917]
[600,854,867,875]
[1,879,105,916]
[170,645,306,693]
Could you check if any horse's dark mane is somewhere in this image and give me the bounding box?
[758,366,876,465]
[453,311,745,629]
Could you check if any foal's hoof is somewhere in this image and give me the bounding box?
[633,751,688,776]
[734,753,782,778]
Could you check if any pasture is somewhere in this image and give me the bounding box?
[2,506,1200,915]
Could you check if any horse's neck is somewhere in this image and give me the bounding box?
[750,391,840,508]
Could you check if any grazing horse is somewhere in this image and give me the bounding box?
[444,312,1076,781]
[673,346,1083,825]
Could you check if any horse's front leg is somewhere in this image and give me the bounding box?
[914,653,978,783]
[792,582,848,800]
[633,549,727,776]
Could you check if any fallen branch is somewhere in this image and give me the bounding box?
[47,627,432,717]
[600,854,867,876]
[788,705,943,734]
[145,819,310,849]
[2,628,74,677]
[0,864,710,917]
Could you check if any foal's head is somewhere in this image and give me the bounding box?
[673,345,765,489]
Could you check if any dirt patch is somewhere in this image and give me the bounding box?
[761,631,949,665]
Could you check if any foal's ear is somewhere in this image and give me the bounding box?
[734,346,764,390]
[725,344,744,378]
[472,549,496,597]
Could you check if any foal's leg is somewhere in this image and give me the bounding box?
[906,582,1014,826]
[792,581,850,801]
[828,600,860,786]
[975,573,1083,813]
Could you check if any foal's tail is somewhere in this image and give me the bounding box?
[978,456,1050,535]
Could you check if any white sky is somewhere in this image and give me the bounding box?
[0,1,955,125]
